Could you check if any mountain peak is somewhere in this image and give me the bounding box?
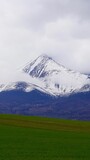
[22,54,90,95]
[23,54,58,78]
[39,54,52,60]
[0,54,90,96]
[34,54,53,64]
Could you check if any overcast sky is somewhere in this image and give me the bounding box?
[0,0,90,82]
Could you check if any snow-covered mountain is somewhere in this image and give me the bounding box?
[0,54,90,96]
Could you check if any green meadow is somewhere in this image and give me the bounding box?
[0,114,90,160]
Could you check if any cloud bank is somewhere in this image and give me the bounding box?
[0,0,90,82]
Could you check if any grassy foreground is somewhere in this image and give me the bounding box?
[0,114,90,160]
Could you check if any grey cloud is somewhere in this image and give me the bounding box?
[28,0,90,29]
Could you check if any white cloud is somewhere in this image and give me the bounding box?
[0,0,90,83]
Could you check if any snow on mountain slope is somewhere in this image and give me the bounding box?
[22,54,90,95]
[0,54,90,96]
[1,80,51,95]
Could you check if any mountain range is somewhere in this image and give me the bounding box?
[0,55,90,120]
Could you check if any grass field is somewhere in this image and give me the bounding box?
[0,114,90,160]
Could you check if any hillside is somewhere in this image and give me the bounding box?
[0,90,90,120]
